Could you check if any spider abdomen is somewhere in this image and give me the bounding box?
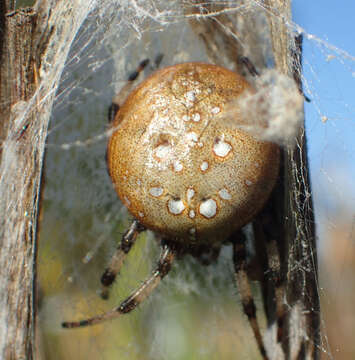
[107,63,279,243]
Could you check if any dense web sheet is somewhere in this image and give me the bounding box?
[35,1,355,359]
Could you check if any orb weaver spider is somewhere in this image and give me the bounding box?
[62,56,284,360]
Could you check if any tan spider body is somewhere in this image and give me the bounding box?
[107,63,279,243]
[63,60,282,360]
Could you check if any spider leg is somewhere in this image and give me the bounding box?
[253,209,286,344]
[108,54,164,123]
[232,231,268,360]
[239,56,260,77]
[108,58,150,123]
[100,219,145,300]
[265,238,285,342]
[154,53,164,69]
[62,242,175,329]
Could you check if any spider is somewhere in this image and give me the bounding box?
[62,56,282,360]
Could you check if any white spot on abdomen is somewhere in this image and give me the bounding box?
[245,179,253,186]
[186,132,198,144]
[200,161,209,172]
[149,187,163,197]
[189,210,195,218]
[199,199,217,219]
[185,91,196,106]
[211,106,220,114]
[218,188,232,200]
[173,160,183,172]
[213,138,232,158]
[168,198,185,215]
[186,188,195,203]
[155,144,172,159]
[192,113,201,122]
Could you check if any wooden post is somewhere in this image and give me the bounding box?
[0,1,93,358]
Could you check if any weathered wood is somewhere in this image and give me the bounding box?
[0,1,95,358]
[265,1,320,358]
[0,6,41,359]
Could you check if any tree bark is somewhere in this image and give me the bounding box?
[265,1,320,358]
[0,5,41,359]
[0,1,94,358]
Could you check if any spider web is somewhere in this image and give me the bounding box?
[35,1,355,359]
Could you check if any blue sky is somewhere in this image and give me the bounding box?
[293,1,355,222]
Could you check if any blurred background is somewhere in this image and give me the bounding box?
[25,0,355,359]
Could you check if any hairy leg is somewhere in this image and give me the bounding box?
[62,242,175,328]
[100,219,145,299]
[232,231,268,360]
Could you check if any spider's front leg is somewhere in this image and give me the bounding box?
[62,242,176,328]
[108,58,150,123]
[108,54,164,123]
[102,54,165,299]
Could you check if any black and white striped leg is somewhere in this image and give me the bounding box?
[100,219,145,300]
[62,243,175,329]
[232,231,268,360]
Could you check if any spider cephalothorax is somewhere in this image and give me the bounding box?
[63,60,280,360]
